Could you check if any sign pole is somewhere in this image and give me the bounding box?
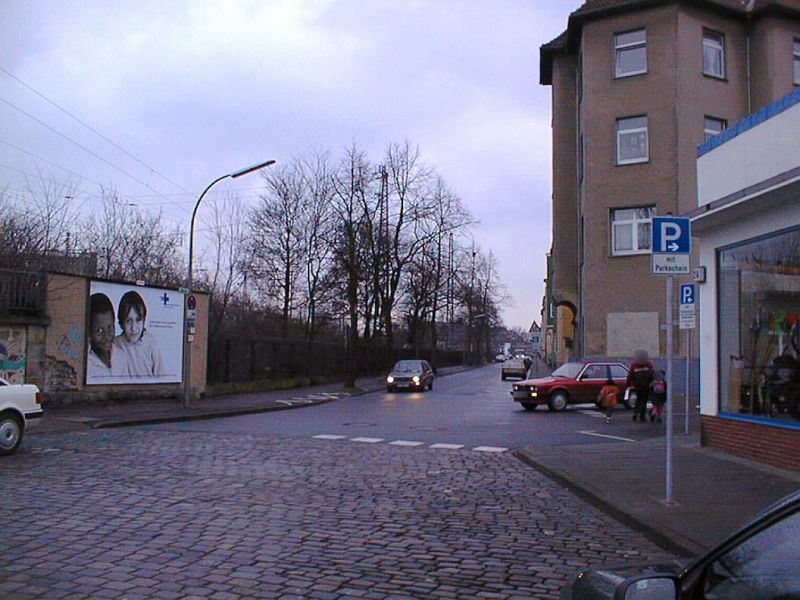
[685,328,691,436]
[665,275,674,505]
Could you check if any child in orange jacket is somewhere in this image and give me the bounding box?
[598,376,620,424]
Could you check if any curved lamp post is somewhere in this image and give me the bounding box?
[183,159,276,408]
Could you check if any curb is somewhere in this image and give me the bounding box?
[92,398,334,430]
[513,450,699,558]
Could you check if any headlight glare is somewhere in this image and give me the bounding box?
[387,376,394,383]
[412,375,420,383]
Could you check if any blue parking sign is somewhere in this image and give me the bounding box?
[680,284,695,305]
[652,217,691,254]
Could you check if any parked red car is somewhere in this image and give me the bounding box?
[510,361,631,412]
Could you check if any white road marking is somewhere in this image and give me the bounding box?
[473,446,508,453]
[577,410,606,418]
[429,443,464,450]
[276,400,294,406]
[389,440,425,447]
[579,430,636,442]
[350,437,385,444]
[312,434,346,440]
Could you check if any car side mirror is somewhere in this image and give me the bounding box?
[618,576,678,600]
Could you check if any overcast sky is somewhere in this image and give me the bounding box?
[0,0,572,329]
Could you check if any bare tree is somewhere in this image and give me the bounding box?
[246,162,307,339]
[79,187,184,287]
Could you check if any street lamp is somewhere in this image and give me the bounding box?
[182,159,276,408]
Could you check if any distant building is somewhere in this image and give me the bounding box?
[540,0,800,360]
[694,87,800,472]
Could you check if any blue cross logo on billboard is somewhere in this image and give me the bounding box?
[652,216,691,254]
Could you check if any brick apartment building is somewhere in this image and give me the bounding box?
[540,0,800,364]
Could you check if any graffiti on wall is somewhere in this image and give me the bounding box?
[0,326,27,383]
[57,322,82,362]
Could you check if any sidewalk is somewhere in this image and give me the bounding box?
[515,432,800,557]
[32,365,473,435]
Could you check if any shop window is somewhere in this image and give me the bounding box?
[718,227,800,426]
[611,206,655,255]
[794,39,800,86]
[704,116,727,142]
[616,116,649,165]
[615,29,647,78]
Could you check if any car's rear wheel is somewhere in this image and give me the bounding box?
[521,402,537,411]
[0,412,23,456]
[547,392,569,412]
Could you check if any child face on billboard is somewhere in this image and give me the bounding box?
[122,307,144,342]
[90,311,115,356]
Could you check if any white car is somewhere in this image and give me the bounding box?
[0,378,43,455]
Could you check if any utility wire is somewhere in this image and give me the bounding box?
[0,66,197,197]
[0,94,192,216]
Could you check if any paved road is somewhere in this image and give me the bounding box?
[2,429,673,599]
[1,366,680,599]
[149,364,693,450]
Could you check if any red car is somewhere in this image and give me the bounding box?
[510,361,631,412]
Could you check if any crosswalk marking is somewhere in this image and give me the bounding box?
[579,430,636,442]
[429,443,464,450]
[350,437,384,443]
[312,434,347,440]
[577,410,606,418]
[389,440,425,447]
[473,446,508,453]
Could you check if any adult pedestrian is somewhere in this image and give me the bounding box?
[626,349,654,422]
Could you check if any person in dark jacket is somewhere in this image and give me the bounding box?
[626,349,655,422]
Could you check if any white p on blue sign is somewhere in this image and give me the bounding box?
[680,284,696,305]
[652,216,691,254]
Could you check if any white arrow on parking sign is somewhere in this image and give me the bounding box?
[660,222,682,253]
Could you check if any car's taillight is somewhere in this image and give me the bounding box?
[35,392,43,405]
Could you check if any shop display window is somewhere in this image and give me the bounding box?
[718,227,800,426]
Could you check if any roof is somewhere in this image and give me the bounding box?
[540,0,800,84]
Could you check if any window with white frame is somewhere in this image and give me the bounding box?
[611,206,656,255]
[703,30,725,78]
[704,116,727,141]
[794,39,800,85]
[616,116,649,164]
[615,29,647,77]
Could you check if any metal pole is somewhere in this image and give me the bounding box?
[665,275,674,504]
[183,174,228,409]
[685,328,691,436]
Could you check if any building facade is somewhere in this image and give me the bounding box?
[541,0,800,360]
[693,87,800,472]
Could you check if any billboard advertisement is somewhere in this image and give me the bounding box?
[86,281,184,385]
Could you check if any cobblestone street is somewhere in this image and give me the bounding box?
[1,429,673,599]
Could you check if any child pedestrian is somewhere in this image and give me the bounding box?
[598,375,620,424]
[650,370,667,423]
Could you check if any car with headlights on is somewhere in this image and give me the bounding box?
[386,360,434,392]
[0,378,44,456]
[501,358,528,381]
[560,489,800,599]
[510,361,630,412]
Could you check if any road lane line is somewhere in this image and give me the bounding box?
[350,437,384,443]
[579,430,636,442]
[312,434,346,440]
[429,443,464,450]
[276,400,294,406]
[577,410,605,418]
[473,446,508,453]
[389,440,424,447]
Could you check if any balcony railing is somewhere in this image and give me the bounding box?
[0,269,45,317]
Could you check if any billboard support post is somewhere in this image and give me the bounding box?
[182,160,276,409]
